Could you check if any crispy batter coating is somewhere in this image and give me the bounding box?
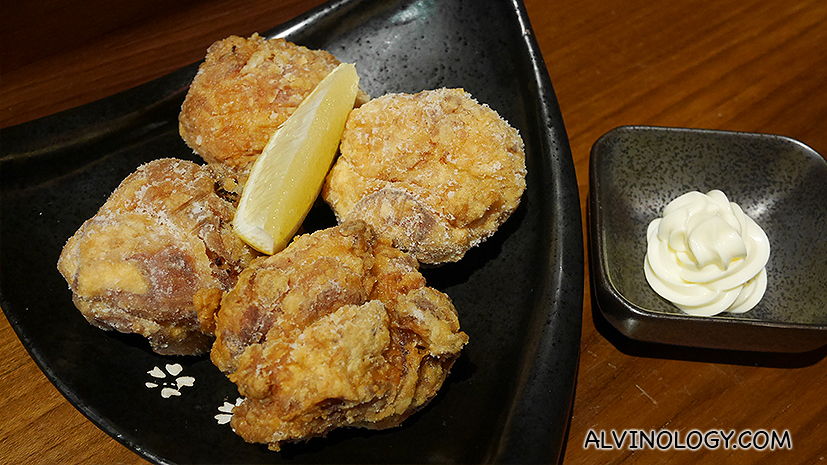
[179,33,369,168]
[322,88,527,264]
[57,158,258,355]
[208,221,467,450]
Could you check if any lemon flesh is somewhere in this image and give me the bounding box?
[233,63,359,254]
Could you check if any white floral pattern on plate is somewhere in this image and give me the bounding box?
[216,397,244,425]
[145,363,195,398]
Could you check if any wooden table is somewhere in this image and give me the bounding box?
[2,0,826,463]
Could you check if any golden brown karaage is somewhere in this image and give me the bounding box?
[179,33,369,169]
[57,158,258,355]
[207,221,468,450]
[322,88,526,264]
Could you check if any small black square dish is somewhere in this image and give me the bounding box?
[589,125,827,353]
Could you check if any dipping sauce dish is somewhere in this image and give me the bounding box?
[590,125,827,353]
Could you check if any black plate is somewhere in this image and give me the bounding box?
[0,0,583,463]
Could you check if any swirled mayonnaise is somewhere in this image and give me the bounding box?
[644,190,770,316]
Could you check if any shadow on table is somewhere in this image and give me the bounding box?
[590,300,827,369]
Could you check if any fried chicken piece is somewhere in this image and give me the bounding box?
[204,161,249,206]
[179,33,369,169]
[322,88,527,264]
[208,221,468,450]
[57,158,258,355]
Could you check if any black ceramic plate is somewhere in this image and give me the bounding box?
[0,0,583,463]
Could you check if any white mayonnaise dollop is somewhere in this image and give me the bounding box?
[643,190,770,316]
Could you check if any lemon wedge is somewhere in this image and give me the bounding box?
[233,63,359,254]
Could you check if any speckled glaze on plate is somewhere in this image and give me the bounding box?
[590,125,827,353]
[0,0,583,463]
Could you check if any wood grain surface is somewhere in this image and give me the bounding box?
[2,0,826,463]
